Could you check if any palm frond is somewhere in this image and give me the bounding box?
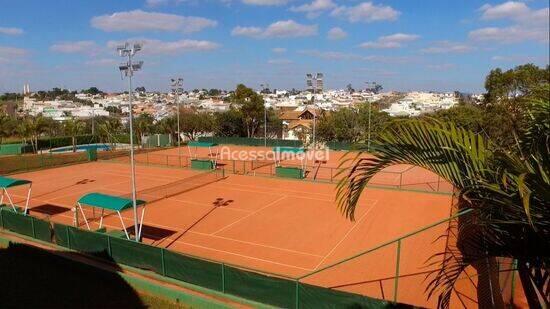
[336,119,492,220]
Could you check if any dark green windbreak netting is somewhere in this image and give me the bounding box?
[32,217,52,243]
[164,250,223,292]
[1,209,33,237]
[110,237,163,274]
[67,227,109,255]
[54,223,70,247]
[298,283,391,308]
[224,266,296,308]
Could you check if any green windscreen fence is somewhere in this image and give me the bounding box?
[3,213,395,308]
[299,283,391,308]
[67,226,109,255]
[198,136,302,148]
[224,266,296,308]
[110,236,163,274]
[0,209,51,242]
[164,250,223,292]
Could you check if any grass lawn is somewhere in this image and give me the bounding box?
[0,242,190,308]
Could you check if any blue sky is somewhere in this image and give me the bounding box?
[0,0,548,93]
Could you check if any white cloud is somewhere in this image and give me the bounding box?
[242,0,289,5]
[50,41,100,54]
[107,38,220,55]
[469,25,548,43]
[268,58,293,64]
[420,41,474,54]
[298,50,362,60]
[91,10,217,33]
[327,27,347,40]
[360,33,419,49]
[0,27,24,36]
[427,63,456,71]
[290,0,337,18]
[471,2,549,44]
[85,58,118,66]
[145,0,187,7]
[232,20,317,38]
[272,47,287,53]
[0,46,28,58]
[331,2,400,23]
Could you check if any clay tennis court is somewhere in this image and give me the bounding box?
[6,154,457,307]
[130,145,454,193]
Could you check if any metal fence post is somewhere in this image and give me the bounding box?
[107,235,112,256]
[66,226,71,249]
[295,280,300,309]
[393,239,401,303]
[161,248,166,276]
[221,263,226,293]
[31,217,36,238]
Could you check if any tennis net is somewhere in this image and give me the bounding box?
[132,169,225,204]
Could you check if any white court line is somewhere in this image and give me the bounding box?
[313,200,379,270]
[17,193,322,259]
[43,210,318,271]
[212,195,288,235]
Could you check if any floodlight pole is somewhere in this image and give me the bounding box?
[367,101,372,152]
[118,43,143,242]
[264,104,267,147]
[171,78,183,156]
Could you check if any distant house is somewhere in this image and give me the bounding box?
[279,107,322,141]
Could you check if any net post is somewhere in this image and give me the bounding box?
[221,263,226,293]
[399,173,403,189]
[330,168,333,182]
[161,248,166,276]
[295,280,300,309]
[436,175,441,192]
[393,239,401,303]
[146,151,149,165]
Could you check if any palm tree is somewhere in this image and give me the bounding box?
[336,100,549,308]
[97,117,122,148]
[17,116,47,153]
[134,113,154,148]
[63,118,85,152]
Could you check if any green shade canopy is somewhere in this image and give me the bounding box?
[272,147,305,154]
[0,176,31,189]
[188,141,218,147]
[78,193,146,211]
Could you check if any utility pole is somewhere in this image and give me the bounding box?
[171,78,184,156]
[117,42,143,242]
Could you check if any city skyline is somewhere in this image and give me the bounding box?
[0,0,548,93]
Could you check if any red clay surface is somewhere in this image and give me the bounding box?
[7,153,463,307]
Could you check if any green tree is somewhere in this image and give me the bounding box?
[0,113,16,143]
[82,87,103,95]
[231,84,265,137]
[134,113,155,147]
[17,116,48,153]
[337,99,550,308]
[427,104,484,133]
[97,117,122,146]
[482,64,549,150]
[214,108,246,137]
[63,118,86,152]
[179,108,214,141]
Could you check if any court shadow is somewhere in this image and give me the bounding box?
[0,243,145,308]
[127,224,177,242]
[165,197,232,249]
[29,204,70,216]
